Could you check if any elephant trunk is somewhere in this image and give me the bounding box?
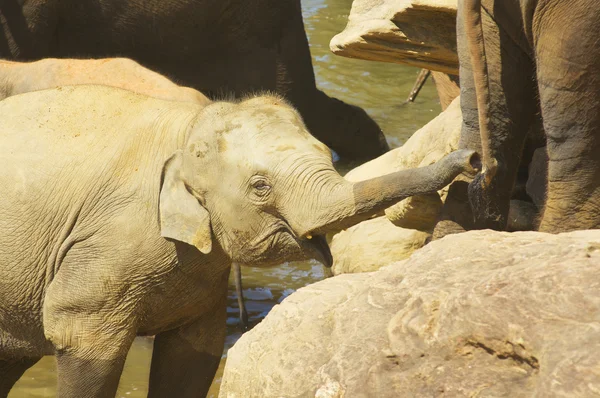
[304,149,480,236]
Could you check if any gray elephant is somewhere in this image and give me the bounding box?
[435,0,600,236]
[0,85,477,397]
[0,0,389,161]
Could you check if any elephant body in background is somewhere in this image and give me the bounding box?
[437,0,600,235]
[0,0,389,161]
[0,85,476,397]
[0,58,210,104]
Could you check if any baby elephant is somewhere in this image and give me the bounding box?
[0,56,255,331]
[0,57,210,104]
[0,85,478,397]
[0,56,257,331]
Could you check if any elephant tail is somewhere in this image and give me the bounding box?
[464,0,497,185]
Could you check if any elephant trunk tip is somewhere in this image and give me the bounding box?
[442,149,481,176]
[469,151,482,172]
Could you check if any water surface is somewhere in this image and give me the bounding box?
[10,0,441,396]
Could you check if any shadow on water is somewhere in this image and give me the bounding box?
[10,0,442,396]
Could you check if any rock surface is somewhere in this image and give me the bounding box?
[330,0,459,75]
[330,216,429,275]
[220,230,600,397]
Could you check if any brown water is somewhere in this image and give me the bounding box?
[9,0,441,397]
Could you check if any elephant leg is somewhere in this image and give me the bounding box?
[148,275,228,398]
[233,263,249,331]
[534,3,600,232]
[55,347,132,398]
[0,357,41,397]
[434,3,537,238]
[43,262,137,397]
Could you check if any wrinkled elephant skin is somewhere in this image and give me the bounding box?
[438,0,600,234]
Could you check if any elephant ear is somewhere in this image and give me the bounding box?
[159,151,212,254]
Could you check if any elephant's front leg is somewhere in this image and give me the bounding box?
[148,286,228,397]
[45,302,137,397]
[43,255,140,397]
[55,344,134,397]
[0,357,41,397]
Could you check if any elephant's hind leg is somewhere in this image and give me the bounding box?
[0,357,41,397]
[534,2,600,232]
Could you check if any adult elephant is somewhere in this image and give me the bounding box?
[0,85,477,397]
[435,0,600,236]
[0,0,389,161]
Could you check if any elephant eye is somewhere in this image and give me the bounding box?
[253,181,270,190]
[251,178,271,194]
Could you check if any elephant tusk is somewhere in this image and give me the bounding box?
[306,234,313,240]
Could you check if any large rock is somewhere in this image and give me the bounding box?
[330,0,459,75]
[330,216,429,275]
[220,230,600,397]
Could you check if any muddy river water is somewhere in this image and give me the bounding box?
[10,0,442,396]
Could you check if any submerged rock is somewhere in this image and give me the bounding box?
[431,71,460,110]
[220,230,600,397]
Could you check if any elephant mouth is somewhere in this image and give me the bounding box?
[306,235,333,268]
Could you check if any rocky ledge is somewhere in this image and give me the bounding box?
[220,229,600,397]
[330,0,459,75]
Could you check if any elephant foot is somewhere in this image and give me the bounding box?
[538,204,600,233]
[431,219,466,241]
[467,173,509,231]
[431,181,474,241]
[506,200,539,232]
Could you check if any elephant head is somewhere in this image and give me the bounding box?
[159,95,478,267]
